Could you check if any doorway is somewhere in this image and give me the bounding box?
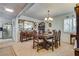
[0,22,13,43]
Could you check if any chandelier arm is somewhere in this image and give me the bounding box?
[48,10,50,17]
[44,10,53,21]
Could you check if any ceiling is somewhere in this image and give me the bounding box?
[22,3,76,20]
[0,3,76,20]
[0,3,26,19]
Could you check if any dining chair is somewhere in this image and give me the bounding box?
[55,31,59,48]
[58,30,61,46]
[32,30,43,52]
[46,30,56,51]
[52,30,59,48]
[33,30,37,48]
[43,30,58,51]
[45,30,58,51]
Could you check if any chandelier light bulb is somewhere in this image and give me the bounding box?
[45,17,47,21]
[49,17,53,21]
[44,10,53,21]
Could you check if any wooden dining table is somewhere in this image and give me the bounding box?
[38,33,54,50]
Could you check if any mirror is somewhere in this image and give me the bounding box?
[18,19,35,31]
[49,23,52,27]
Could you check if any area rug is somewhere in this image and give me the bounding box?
[12,40,74,56]
[0,46,16,56]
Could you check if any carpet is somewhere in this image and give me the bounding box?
[12,40,74,56]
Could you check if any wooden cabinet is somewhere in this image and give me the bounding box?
[38,22,45,33]
[75,4,79,48]
[74,4,79,56]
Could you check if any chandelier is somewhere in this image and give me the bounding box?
[44,10,53,21]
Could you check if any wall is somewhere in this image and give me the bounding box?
[13,12,75,43]
[45,12,75,43]
[12,18,17,41]
[0,17,11,27]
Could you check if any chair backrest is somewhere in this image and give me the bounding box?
[52,30,57,37]
[52,30,55,36]
[58,30,61,40]
[33,30,38,39]
[55,31,58,40]
[52,30,58,40]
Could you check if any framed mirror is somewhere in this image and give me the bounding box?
[18,19,35,31]
[49,23,52,27]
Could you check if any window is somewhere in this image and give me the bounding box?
[64,18,76,33]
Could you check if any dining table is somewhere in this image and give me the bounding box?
[38,33,54,50]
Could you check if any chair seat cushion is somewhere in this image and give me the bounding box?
[39,40,43,42]
[34,39,43,43]
[47,39,52,42]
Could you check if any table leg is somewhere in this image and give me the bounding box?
[70,36,72,44]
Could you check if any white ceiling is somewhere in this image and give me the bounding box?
[0,3,26,19]
[0,3,76,20]
[22,3,76,20]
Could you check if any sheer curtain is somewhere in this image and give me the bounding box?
[64,17,76,33]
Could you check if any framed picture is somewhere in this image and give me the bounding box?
[49,23,52,27]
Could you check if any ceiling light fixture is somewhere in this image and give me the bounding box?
[5,8,14,13]
[44,10,53,21]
